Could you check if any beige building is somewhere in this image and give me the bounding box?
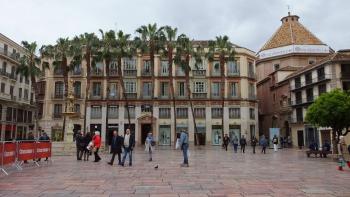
[0,33,36,141]
[39,42,258,146]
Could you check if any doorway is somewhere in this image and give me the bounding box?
[297,130,304,148]
[141,124,152,144]
[212,125,222,145]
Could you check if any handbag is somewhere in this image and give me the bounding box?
[151,141,156,146]
[175,139,180,149]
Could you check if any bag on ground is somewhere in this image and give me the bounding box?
[175,139,180,149]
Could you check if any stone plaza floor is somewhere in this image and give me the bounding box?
[1,146,350,197]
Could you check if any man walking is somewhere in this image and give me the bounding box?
[251,136,258,154]
[179,130,189,167]
[232,135,239,153]
[121,129,135,166]
[260,135,268,154]
[76,131,85,160]
[223,134,230,151]
[240,135,247,153]
[108,130,124,166]
[272,135,279,152]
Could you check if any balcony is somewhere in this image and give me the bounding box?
[0,92,11,100]
[248,71,256,79]
[248,94,256,100]
[193,70,206,76]
[228,95,241,99]
[52,94,64,99]
[192,92,207,99]
[159,95,170,99]
[290,74,332,90]
[341,72,350,79]
[159,71,169,76]
[176,69,185,76]
[108,93,119,100]
[123,69,137,76]
[227,71,240,77]
[290,96,318,106]
[141,94,152,99]
[90,70,104,77]
[72,68,83,76]
[0,47,21,62]
[53,69,64,76]
[211,70,221,77]
[141,70,152,76]
[125,93,137,99]
[53,113,62,119]
[211,94,221,99]
[90,94,103,100]
[0,69,14,79]
[109,69,119,76]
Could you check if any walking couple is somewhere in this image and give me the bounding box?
[108,129,135,167]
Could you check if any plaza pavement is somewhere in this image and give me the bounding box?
[1,146,350,197]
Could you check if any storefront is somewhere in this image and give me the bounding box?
[212,125,222,145]
[159,125,171,145]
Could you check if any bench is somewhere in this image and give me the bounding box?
[306,150,332,158]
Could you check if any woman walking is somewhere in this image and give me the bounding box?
[145,133,155,161]
[93,131,101,162]
[338,135,350,171]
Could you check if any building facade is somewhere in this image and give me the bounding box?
[256,13,331,140]
[39,42,258,146]
[287,50,350,148]
[0,33,36,141]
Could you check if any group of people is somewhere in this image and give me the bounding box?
[221,134,270,154]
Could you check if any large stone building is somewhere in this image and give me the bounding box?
[286,50,350,148]
[38,42,258,146]
[256,13,331,140]
[0,33,36,141]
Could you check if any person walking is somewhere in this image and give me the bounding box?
[260,135,268,154]
[232,135,239,153]
[75,131,85,160]
[83,132,92,161]
[108,130,124,166]
[338,135,350,171]
[223,134,230,151]
[37,132,50,161]
[251,136,258,154]
[179,130,189,167]
[272,135,279,152]
[92,131,101,162]
[240,135,247,153]
[121,129,135,166]
[145,132,155,161]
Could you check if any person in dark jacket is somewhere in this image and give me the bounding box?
[108,130,124,166]
[251,136,258,154]
[272,135,279,152]
[260,135,268,154]
[121,129,135,166]
[223,134,230,151]
[322,140,331,151]
[37,132,50,161]
[240,135,247,153]
[83,132,92,161]
[75,131,85,160]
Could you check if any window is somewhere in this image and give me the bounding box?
[176,108,188,118]
[123,58,136,70]
[141,104,153,113]
[0,83,5,93]
[25,77,29,84]
[194,108,206,119]
[161,61,169,75]
[229,108,240,119]
[295,77,301,88]
[109,61,118,75]
[18,88,22,98]
[249,108,255,119]
[28,111,32,123]
[17,109,24,122]
[317,67,325,81]
[53,66,63,75]
[92,82,102,96]
[212,61,220,75]
[228,60,239,74]
[306,88,314,102]
[124,81,136,93]
[194,82,206,93]
[24,89,29,100]
[92,62,103,75]
[54,81,64,97]
[295,91,302,104]
[124,105,135,118]
[6,107,12,121]
[74,81,81,98]
[108,105,119,119]
[248,83,255,99]
[296,108,303,122]
[318,84,327,95]
[250,125,256,138]
[2,61,7,72]
[160,82,169,97]
[274,64,280,71]
[38,103,43,118]
[159,108,171,119]
[211,82,221,97]
[248,61,254,77]
[20,75,23,83]
[305,73,312,85]
[211,108,223,118]
[91,105,102,119]
[0,105,2,121]
[178,82,185,97]
[109,83,118,98]
[142,82,152,97]
[53,104,62,118]
[23,110,27,123]
[176,66,185,76]
[73,64,82,75]
[230,82,238,97]
[10,86,14,96]
[74,104,80,113]
[142,60,151,75]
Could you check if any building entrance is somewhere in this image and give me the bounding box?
[141,124,152,144]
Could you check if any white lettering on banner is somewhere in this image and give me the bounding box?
[4,151,15,157]
[258,45,330,59]
[36,148,49,153]
[19,149,33,154]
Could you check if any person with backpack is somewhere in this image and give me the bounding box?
[251,136,258,154]
[240,135,247,153]
[272,135,279,152]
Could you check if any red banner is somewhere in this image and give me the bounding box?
[0,142,3,165]
[17,143,35,161]
[35,142,51,158]
[3,143,16,165]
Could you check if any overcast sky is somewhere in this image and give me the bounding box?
[1,0,349,52]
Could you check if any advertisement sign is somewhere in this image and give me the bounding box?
[35,142,51,158]
[3,143,16,165]
[269,128,280,149]
[18,143,35,161]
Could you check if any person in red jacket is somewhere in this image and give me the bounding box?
[92,131,101,162]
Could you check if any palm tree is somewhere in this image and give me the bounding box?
[16,41,49,137]
[135,23,163,133]
[206,35,235,140]
[160,26,178,146]
[174,34,202,145]
[40,38,74,138]
[114,30,135,128]
[71,33,100,133]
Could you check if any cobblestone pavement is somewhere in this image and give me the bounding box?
[1,146,350,197]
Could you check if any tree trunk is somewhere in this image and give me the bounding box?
[30,75,39,138]
[168,46,177,147]
[62,56,68,139]
[105,58,110,146]
[220,55,225,142]
[118,57,131,130]
[150,42,155,133]
[84,50,91,133]
[186,54,198,145]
